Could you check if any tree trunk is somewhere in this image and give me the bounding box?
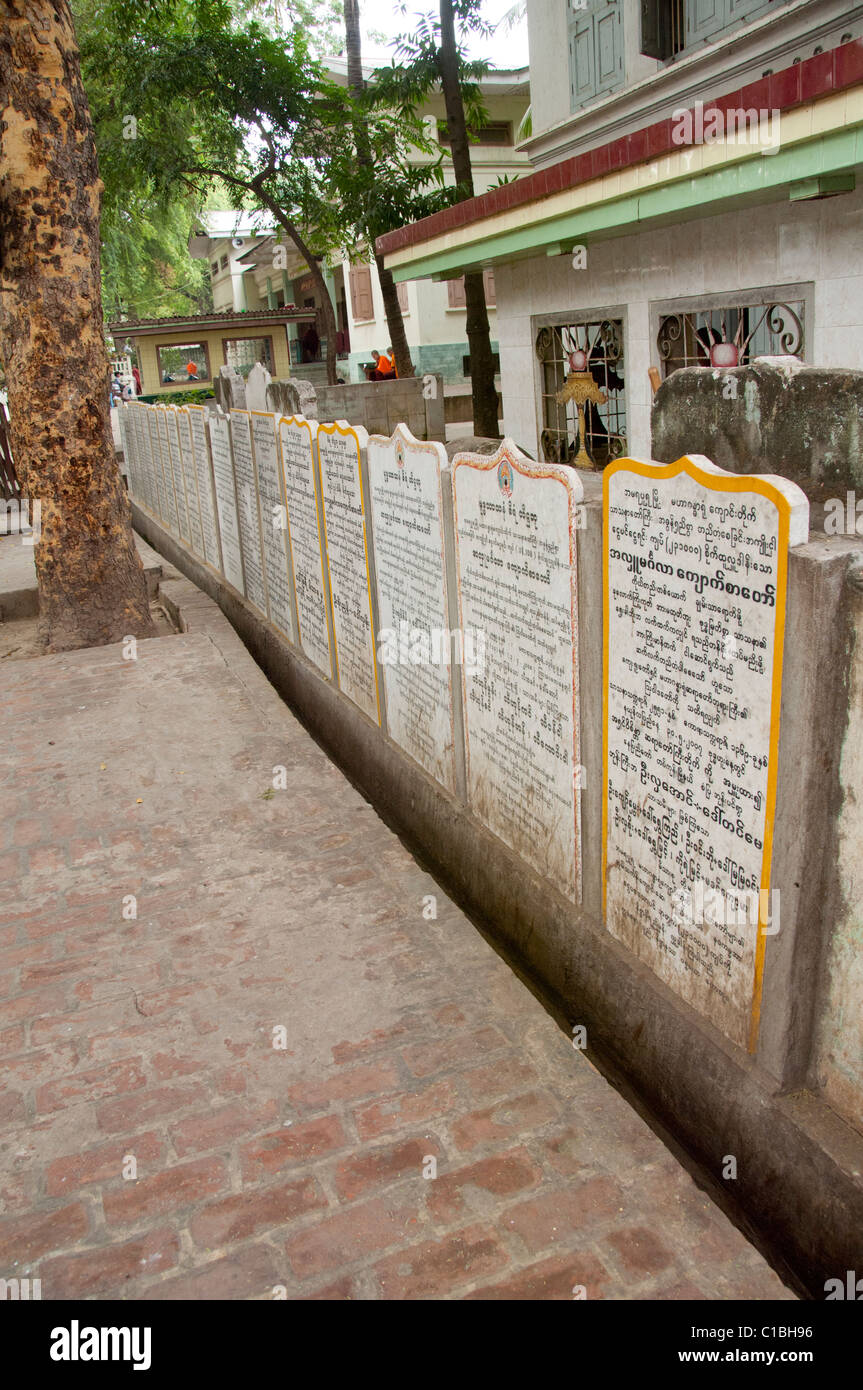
[438,0,499,437]
[0,0,155,651]
[463,272,500,437]
[375,254,414,379]
[253,193,339,385]
[345,0,414,379]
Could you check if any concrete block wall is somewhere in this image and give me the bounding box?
[345,343,500,388]
[314,377,445,443]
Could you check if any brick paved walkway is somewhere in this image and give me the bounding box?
[0,591,794,1300]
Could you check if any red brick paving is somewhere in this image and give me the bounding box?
[0,609,795,1299]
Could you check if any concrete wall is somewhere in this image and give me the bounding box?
[652,361,863,499]
[814,567,863,1130]
[315,377,446,443]
[342,262,502,386]
[495,185,863,461]
[120,401,863,1294]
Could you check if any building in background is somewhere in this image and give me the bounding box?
[186,211,343,379]
[331,61,530,385]
[187,65,531,389]
[107,307,309,397]
[378,0,863,460]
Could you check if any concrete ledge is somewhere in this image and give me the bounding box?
[0,534,164,621]
[132,502,863,1298]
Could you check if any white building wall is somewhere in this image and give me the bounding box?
[207,237,257,312]
[497,186,863,459]
[344,88,528,379]
[342,255,501,378]
[526,0,571,143]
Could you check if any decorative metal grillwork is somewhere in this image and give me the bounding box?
[536,319,626,467]
[657,300,805,376]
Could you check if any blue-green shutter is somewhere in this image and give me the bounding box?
[569,1,624,113]
[686,0,794,48]
[686,0,728,44]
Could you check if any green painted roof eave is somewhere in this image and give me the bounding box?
[388,126,863,282]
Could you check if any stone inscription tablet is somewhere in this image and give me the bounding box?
[278,416,331,677]
[166,408,192,543]
[251,411,295,642]
[317,422,380,723]
[367,425,456,792]
[147,409,169,525]
[118,406,132,490]
[136,405,156,515]
[452,440,583,902]
[127,405,146,510]
[208,412,245,594]
[230,409,268,616]
[157,407,182,534]
[603,454,809,1050]
[186,405,223,571]
[176,408,205,558]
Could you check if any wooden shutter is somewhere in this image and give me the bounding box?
[483,269,496,307]
[569,9,596,108]
[595,2,623,91]
[728,0,780,23]
[396,280,409,313]
[640,0,673,59]
[686,0,789,48]
[447,276,467,309]
[349,264,374,321]
[685,0,727,43]
[569,1,624,111]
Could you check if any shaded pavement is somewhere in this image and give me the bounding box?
[0,559,794,1300]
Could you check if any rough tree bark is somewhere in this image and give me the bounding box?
[438,0,499,438]
[0,0,155,651]
[345,0,414,379]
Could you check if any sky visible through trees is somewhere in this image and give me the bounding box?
[354,0,526,66]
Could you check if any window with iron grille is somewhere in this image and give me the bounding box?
[655,290,806,376]
[222,335,275,378]
[536,318,627,467]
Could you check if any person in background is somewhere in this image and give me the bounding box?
[301,323,319,363]
[131,366,142,395]
[384,347,397,378]
[375,348,394,380]
[186,361,199,382]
